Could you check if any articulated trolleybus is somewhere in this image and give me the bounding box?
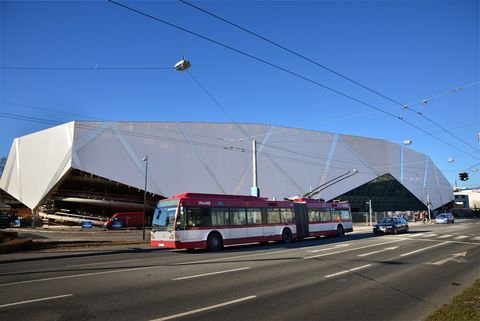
[151,193,353,251]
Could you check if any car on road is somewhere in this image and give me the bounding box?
[0,212,11,228]
[373,217,409,235]
[103,212,144,229]
[435,213,455,224]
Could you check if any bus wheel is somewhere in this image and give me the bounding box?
[336,225,345,236]
[207,233,223,251]
[281,228,293,243]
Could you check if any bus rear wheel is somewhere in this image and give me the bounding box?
[336,225,345,236]
[281,228,293,243]
[207,233,223,251]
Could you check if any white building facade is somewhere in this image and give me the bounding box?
[0,121,453,213]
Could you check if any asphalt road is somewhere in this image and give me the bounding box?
[1,219,479,321]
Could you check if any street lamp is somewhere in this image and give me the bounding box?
[251,140,260,197]
[142,155,148,241]
[365,200,373,226]
[174,58,191,71]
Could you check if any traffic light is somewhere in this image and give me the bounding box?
[459,172,469,181]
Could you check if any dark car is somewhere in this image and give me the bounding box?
[0,212,12,228]
[373,217,409,235]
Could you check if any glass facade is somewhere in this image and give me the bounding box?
[335,174,427,212]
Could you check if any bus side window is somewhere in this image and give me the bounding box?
[247,208,262,225]
[211,208,229,226]
[340,210,350,221]
[320,210,330,222]
[281,208,294,223]
[330,210,341,221]
[186,207,211,227]
[308,209,320,222]
[230,208,247,225]
[266,208,280,224]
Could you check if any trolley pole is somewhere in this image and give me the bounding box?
[142,155,148,241]
[251,140,260,197]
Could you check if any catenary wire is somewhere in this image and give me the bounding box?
[0,66,173,70]
[179,0,480,153]
[178,0,403,107]
[186,70,237,123]
[106,0,480,162]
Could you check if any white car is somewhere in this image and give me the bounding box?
[435,213,454,224]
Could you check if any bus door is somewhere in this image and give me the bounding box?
[293,203,309,239]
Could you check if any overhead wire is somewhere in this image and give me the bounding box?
[107,0,480,162]
[0,66,173,70]
[178,0,403,107]
[0,100,235,142]
[186,70,237,123]
[178,0,480,154]
[2,2,477,178]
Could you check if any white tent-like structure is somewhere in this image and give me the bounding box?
[0,121,453,213]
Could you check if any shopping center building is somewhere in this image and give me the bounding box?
[0,121,454,219]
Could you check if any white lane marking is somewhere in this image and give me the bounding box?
[472,237,480,241]
[173,267,251,281]
[0,265,165,287]
[438,234,453,239]
[357,246,399,257]
[400,241,450,257]
[65,259,143,268]
[150,295,257,321]
[304,240,401,260]
[454,236,468,240]
[0,294,72,308]
[427,252,468,266]
[308,243,351,253]
[421,233,438,237]
[405,233,422,237]
[325,264,372,278]
[177,247,302,265]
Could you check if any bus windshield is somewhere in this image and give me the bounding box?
[152,199,179,231]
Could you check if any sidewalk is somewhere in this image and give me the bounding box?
[2,226,150,251]
[0,227,154,263]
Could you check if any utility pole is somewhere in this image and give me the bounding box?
[251,140,260,197]
[366,200,373,226]
[142,155,148,241]
[426,193,431,222]
[369,199,373,226]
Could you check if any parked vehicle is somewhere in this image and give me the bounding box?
[0,212,12,228]
[103,212,144,229]
[373,217,409,235]
[435,213,455,224]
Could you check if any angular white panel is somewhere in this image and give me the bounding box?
[0,121,453,210]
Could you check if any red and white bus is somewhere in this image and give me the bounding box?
[150,192,353,251]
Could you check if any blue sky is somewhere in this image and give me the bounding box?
[1,0,479,188]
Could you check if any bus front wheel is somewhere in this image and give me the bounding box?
[207,233,223,251]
